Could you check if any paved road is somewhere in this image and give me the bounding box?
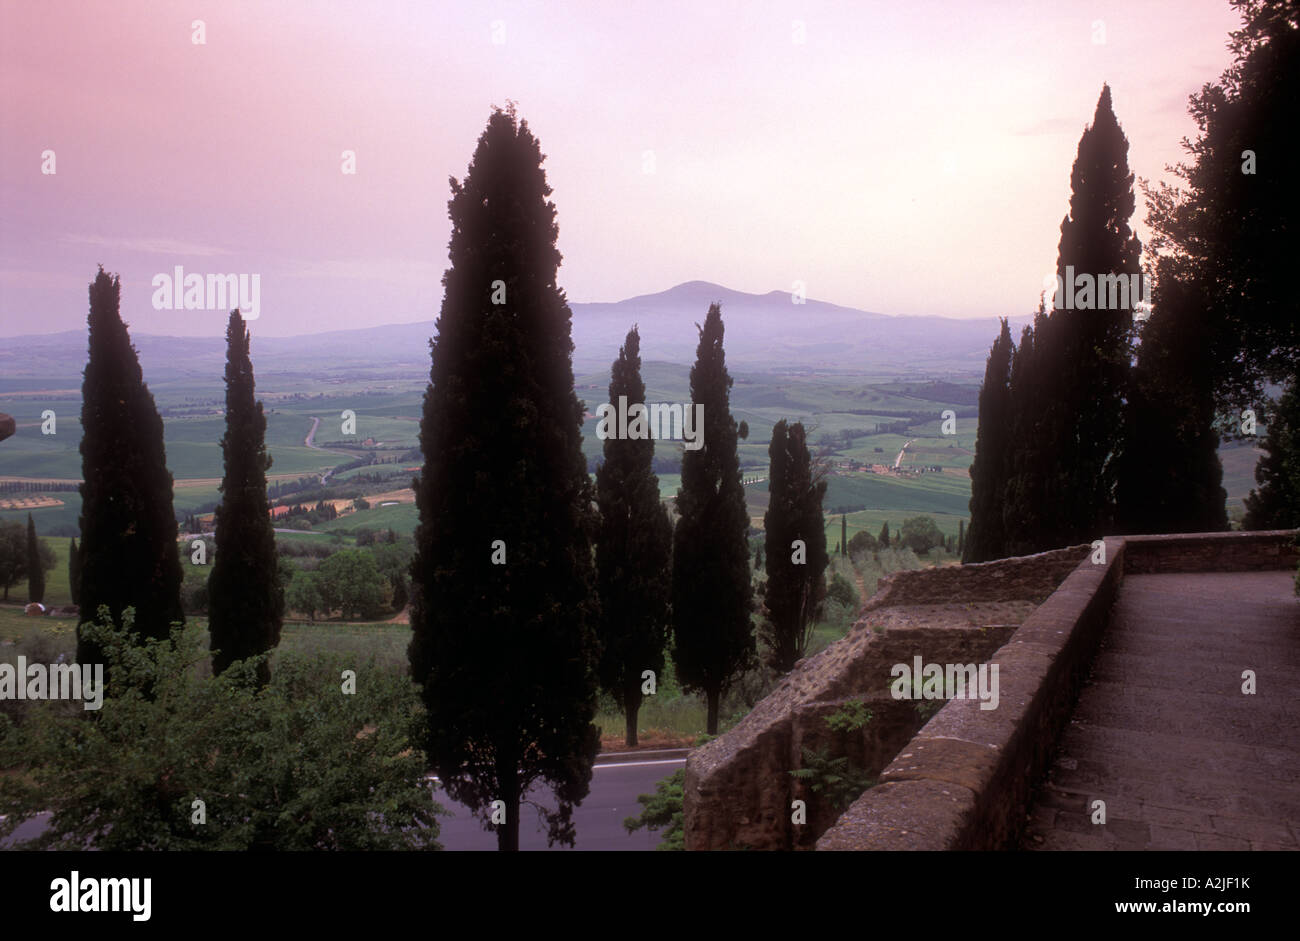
[1,757,686,852]
[1024,570,1300,850]
[435,756,685,850]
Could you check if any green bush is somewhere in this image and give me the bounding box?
[0,608,444,850]
[826,571,858,609]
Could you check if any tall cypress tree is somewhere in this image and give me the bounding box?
[25,514,44,605]
[68,537,81,605]
[878,521,889,547]
[77,267,184,665]
[208,310,283,685]
[1047,84,1142,547]
[408,106,600,851]
[841,514,847,557]
[1001,309,1057,555]
[963,319,1014,562]
[671,303,755,735]
[957,519,964,556]
[594,326,673,748]
[761,419,828,673]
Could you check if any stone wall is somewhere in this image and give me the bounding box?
[1123,529,1299,574]
[815,529,1300,851]
[683,545,1090,851]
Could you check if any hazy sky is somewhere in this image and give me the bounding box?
[0,0,1242,338]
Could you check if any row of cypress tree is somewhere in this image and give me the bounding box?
[965,11,1300,563]
[75,269,281,684]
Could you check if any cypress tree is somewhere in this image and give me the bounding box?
[761,419,828,673]
[1047,84,1142,547]
[841,514,847,557]
[208,310,283,685]
[878,521,889,547]
[963,319,1014,562]
[957,519,964,556]
[68,537,81,605]
[594,326,673,748]
[408,106,600,851]
[671,303,755,735]
[77,267,184,665]
[26,514,44,605]
[1001,310,1056,555]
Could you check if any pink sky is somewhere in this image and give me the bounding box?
[0,0,1242,337]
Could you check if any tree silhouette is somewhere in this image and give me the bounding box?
[408,106,600,851]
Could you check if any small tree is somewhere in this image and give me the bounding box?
[900,516,944,555]
[285,571,324,623]
[878,521,890,547]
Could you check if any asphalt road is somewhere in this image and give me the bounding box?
[435,756,685,851]
[0,756,686,852]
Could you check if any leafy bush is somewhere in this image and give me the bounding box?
[788,699,876,815]
[826,571,858,609]
[0,608,444,850]
[846,530,878,556]
[623,768,685,850]
[900,516,944,555]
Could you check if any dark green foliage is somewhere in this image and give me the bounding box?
[25,515,44,605]
[846,529,878,556]
[672,303,756,734]
[372,540,414,614]
[1115,260,1229,534]
[318,549,390,619]
[1243,381,1300,529]
[900,515,944,555]
[826,571,857,609]
[0,522,24,601]
[761,420,828,673]
[1148,0,1300,411]
[964,319,1014,562]
[68,537,81,605]
[1001,311,1054,555]
[285,570,324,622]
[998,89,1142,556]
[408,106,600,851]
[622,768,685,851]
[878,521,890,547]
[1047,85,1142,547]
[0,609,443,850]
[841,514,847,557]
[789,700,875,814]
[595,327,673,748]
[76,267,184,664]
[208,311,283,685]
[957,519,964,556]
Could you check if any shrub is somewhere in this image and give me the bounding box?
[0,608,444,850]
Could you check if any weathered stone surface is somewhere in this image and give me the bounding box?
[0,413,14,442]
[683,547,1088,851]
[815,780,976,851]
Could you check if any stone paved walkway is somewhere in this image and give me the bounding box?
[1023,571,1300,850]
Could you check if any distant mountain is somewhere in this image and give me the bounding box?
[0,282,1027,384]
[568,280,1022,373]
